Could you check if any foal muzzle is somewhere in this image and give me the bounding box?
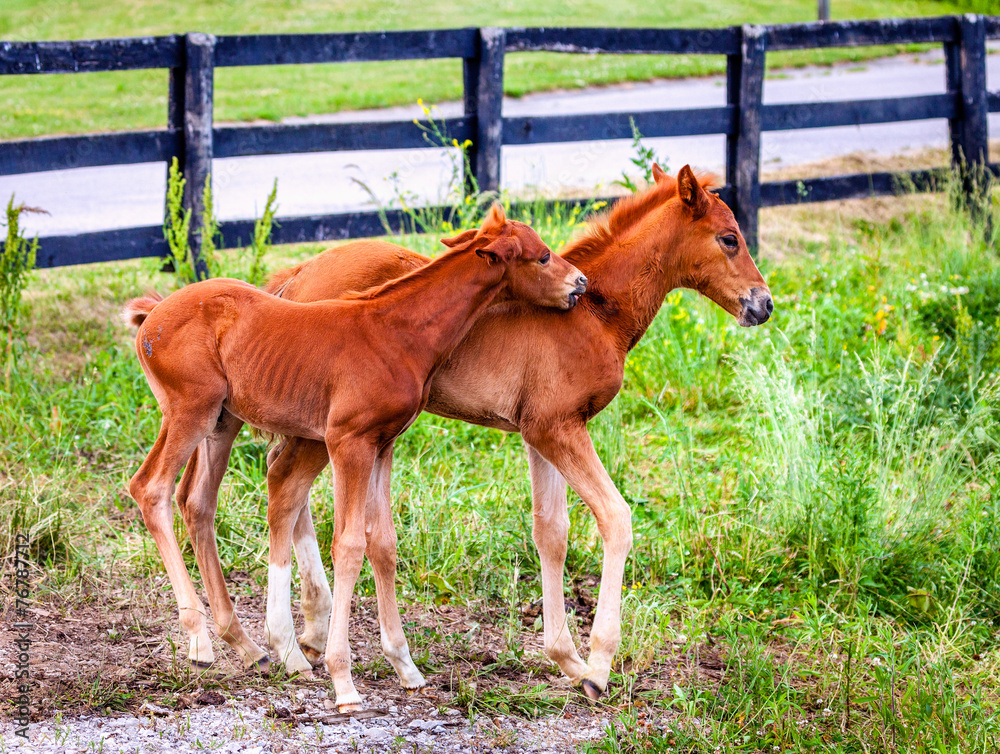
[737,287,773,327]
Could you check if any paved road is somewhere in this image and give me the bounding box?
[4,50,1000,238]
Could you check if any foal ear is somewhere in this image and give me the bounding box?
[440,228,479,248]
[651,163,669,184]
[475,234,520,265]
[442,204,509,251]
[480,202,508,234]
[677,164,710,218]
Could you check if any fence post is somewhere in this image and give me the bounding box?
[183,32,215,280]
[469,27,505,196]
[166,36,186,192]
[727,25,766,254]
[160,37,187,272]
[946,15,988,206]
[462,32,481,197]
[944,28,963,168]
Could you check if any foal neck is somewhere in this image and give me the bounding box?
[360,248,507,368]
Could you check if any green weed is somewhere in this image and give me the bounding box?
[613,117,669,193]
[162,162,279,286]
[163,158,198,284]
[1,196,40,387]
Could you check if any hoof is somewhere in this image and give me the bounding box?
[253,656,271,674]
[300,644,324,668]
[279,649,316,677]
[291,668,315,681]
[336,690,364,713]
[399,669,427,691]
[580,679,603,702]
[189,660,226,680]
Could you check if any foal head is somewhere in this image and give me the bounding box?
[441,203,587,309]
[663,164,773,327]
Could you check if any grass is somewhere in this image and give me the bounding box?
[4,159,1000,750]
[0,0,978,140]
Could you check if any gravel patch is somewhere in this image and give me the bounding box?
[0,585,661,751]
[2,685,613,753]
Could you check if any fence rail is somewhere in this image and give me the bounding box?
[2,14,999,269]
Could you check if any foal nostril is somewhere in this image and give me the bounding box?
[576,275,588,288]
[765,297,774,315]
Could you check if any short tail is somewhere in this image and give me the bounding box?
[263,263,302,297]
[121,291,165,329]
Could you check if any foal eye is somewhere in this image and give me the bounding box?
[720,234,739,251]
[539,253,551,264]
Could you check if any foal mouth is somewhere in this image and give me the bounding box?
[567,285,587,309]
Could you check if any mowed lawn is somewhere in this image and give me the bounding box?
[0,0,976,139]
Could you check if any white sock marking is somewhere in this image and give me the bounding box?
[264,563,312,673]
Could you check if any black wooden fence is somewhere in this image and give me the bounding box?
[1,14,999,268]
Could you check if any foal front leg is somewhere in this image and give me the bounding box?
[365,443,425,690]
[525,445,589,682]
[525,422,633,701]
[325,436,379,711]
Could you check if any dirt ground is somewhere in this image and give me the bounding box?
[0,567,723,752]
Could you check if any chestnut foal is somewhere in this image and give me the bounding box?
[182,164,772,702]
[123,205,585,710]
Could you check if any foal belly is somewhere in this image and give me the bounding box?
[224,405,326,441]
[425,372,520,433]
[223,387,328,442]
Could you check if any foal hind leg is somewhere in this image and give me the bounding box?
[268,438,333,666]
[264,437,331,675]
[176,411,269,670]
[130,401,225,669]
[291,502,332,666]
[526,444,588,683]
[365,443,425,690]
